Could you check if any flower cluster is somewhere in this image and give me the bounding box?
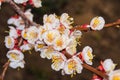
[92,59,120,80]
[5,9,103,76]
[3,0,106,76]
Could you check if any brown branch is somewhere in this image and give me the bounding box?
[0,60,10,80]
[82,63,108,79]
[4,0,39,27]
[72,19,120,31]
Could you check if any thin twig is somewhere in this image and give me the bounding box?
[0,60,10,80]
[18,38,23,47]
[72,19,120,31]
[4,0,39,27]
[82,63,108,79]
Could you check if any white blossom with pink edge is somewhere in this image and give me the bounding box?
[90,16,105,30]
[40,47,55,59]
[51,52,67,71]
[9,26,18,39]
[22,26,39,44]
[43,14,59,29]
[63,56,83,77]
[7,50,24,62]
[81,46,93,65]
[53,34,70,51]
[9,60,25,69]
[32,0,42,8]
[5,36,15,49]
[66,37,77,56]
[102,59,116,73]
[34,41,45,52]
[43,30,60,45]
[60,13,73,29]
[108,69,120,80]
[20,44,33,51]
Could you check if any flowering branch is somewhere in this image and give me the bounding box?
[1,0,120,80]
[72,19,120,31]
[4,0,39,27]
[3,0,120,31]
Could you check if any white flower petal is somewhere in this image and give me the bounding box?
[40,47,55,59]
[14,0,28,4]
[9,26,18,38]
[60,13,73,29]
[5,36,15,49]
[53,35,70,51]
[51,52,66,71]
[90,16,105,30]
[103,59,116,73]
[82,46,93,65]
[20,44,33,51]
[7,50,24,62]
[32,0,42,8]
[64,56,83,75]
[9,60,25,69]
[108,69,120,80]
[43,30,60,45]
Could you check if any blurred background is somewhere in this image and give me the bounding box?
[0,0,120,80]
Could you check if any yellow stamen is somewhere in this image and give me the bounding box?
[47,33,53,42]
[7,38,12,45]
[37,44,44,48]
[56,39,63,47]
[112,75,120,80]
[87,50,93,60]
[29,32,38,39]
[93,18,100,28]
[23,33,27,38]
[10,53,18,60]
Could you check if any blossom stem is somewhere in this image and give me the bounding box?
[0,60,10,80]
[18,37,23,47]
[72,19,120,31]
[4,0,39,27]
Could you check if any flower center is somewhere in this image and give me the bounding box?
[47,33,54,42]
[37,44,44,48]
[10,53,19,60]
[68,60,76,71]
[56,39,63,47]
[46,17,52,23]
[93,18,100,28]
[112,75,120,80]
[87,50,93,62]
[29,31,38,39]
[7,37,12,45]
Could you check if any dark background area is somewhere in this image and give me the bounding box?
[0,0,120,80]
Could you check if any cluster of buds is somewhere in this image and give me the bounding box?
[4,6,106,77]
[92,59,120,80]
